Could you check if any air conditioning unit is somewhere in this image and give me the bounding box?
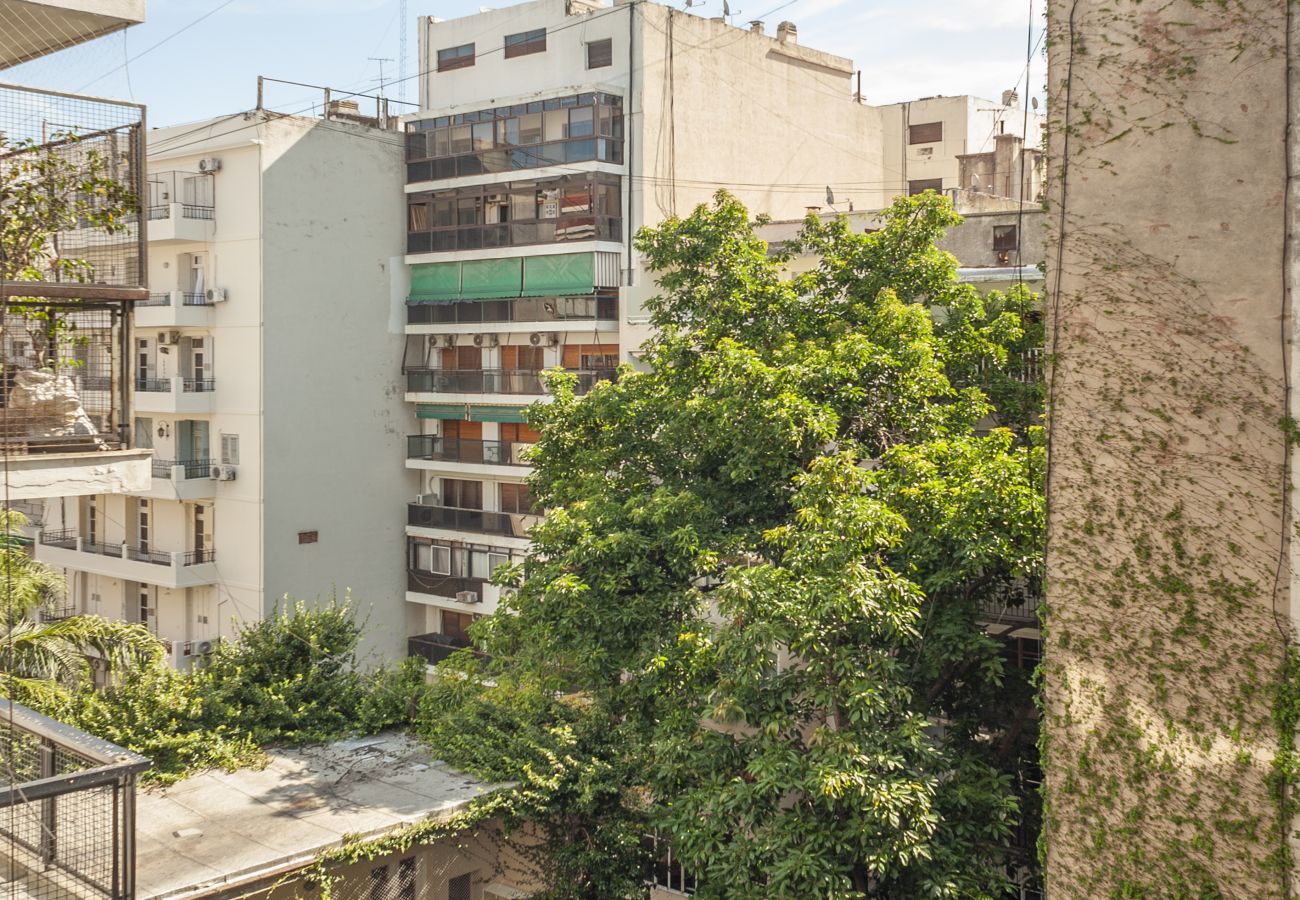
[442,334,457,348]
[528,332,542,346]
[206,287,227,303]
[169,330,181,344]
[455,590,480,604]
[209,466,222,480]
[416,493,440,506]
[157,331,173,346]
[488,333,500,347]
[545,332,560,347]
[217,465,237,481]
[198,157,222,173]
[195,639,216,655]
[472,333,486,347]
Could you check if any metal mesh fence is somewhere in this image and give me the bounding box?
[0,699,146,899]
[0,82,146,303]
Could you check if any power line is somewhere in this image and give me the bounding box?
[74,0,238,93]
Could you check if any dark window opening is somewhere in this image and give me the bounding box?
[908,121,943,144]
[908,178,944,196]
[993,224,1019,251]
[587,38,613,69]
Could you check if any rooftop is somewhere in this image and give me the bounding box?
[136,733,503,899]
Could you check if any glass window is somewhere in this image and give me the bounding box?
[432,128,450,157]
[543,108,567,142]
[472,122,494,151]
[568,106,594,138]
[437,43,475,71]
[518,112,542,145]
[504,27,546,58]
[408,203,429,231]
[909,121,944,144]
[449,125,473,154]
[503,117,521,146]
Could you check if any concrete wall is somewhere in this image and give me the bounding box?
[1043,0,1296,895]
[259,116,415,662]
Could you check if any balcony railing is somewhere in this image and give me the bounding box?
[152,458,213,480]
[135,377,216,394]
[142,293,171,307]
[407,293,617,325]
[407,435,529,466]
[37,532,215,568]
[407,503,539,538]
[407,632,484,666]
[977,594,1039,626]
[408,216,621,254]
[407,570,488,600]
[183,377,216,393]
[0,697,149,900]
[406,367,615,396]
[147,204,214,221]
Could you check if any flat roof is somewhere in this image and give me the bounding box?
[136,733,502,899]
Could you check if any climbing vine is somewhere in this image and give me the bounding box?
[1042,0,1295,897]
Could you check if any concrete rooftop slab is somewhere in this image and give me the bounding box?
[135,733,500,899]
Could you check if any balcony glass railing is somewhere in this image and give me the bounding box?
[407,503,539,538]
[406,367,614,396]
[407,632,480,666]
[407,570,488,599]
[407,217,621,254]
[406,435,529,466]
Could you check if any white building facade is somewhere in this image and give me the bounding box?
[37,112,416,664]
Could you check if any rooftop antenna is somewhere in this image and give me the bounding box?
[369,56,395,98]
[398,0,409,103]
[825,186,837,210]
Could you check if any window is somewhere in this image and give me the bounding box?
[448,872,472,900]
[586,38,613,69]
[908,121,943,144]
[134,417,153,450]
[644,834,697,895]
[368,857,416,900]
[505,27,546,58]
[437,42,475,72]
[993,224,1018,252]
[413,541,452,575]
[908,178,944,196]
[220,433,240,465]
[443,478,483,510]
[396,857,416,900]
[500,482,538,515]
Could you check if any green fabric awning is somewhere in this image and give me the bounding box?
[410,263,461,301]
[416,403,468,420]
[468,404,529,424]
[461,258,523,299]
[522,253,595,297]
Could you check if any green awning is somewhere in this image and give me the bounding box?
[410,263,461,301]
[468,404,529,424]
[522,253,595,297]
[461,258,523,299]
[417,403,468,420]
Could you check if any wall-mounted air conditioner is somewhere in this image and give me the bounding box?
[206,288,227,303]
[198,158,222,173]
[455,590,480,604]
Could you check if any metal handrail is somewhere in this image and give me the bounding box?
[406,367,615,396]
[406,435,529,466]
[135,377,170,393]
[183,549,215,566]
[182,378,216,393]
[407,503,539,537]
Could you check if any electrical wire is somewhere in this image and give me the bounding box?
[74,0,239,93]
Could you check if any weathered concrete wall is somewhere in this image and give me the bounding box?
[1043,0,1297,896]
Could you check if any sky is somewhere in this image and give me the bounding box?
[4,0,1044,129]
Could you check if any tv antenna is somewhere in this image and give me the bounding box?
[369,56,395,97]
[398,0,409,103]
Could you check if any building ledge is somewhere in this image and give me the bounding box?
[0,447,150,500]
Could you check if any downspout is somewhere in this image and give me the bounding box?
[625,0,636,288]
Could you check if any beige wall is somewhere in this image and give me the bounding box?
[1043,0,1296,896]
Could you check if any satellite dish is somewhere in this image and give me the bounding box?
[723,0,731,14]
[825,186,836,207]
[1031,96,1039,110]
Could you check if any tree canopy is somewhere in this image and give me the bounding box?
[423,191,1045,898]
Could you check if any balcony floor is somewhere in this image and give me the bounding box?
[0,447,151,500]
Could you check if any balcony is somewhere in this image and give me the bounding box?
[406,293,617,333]
[407,632,485,667]
[146,171,215,243]
[35,530,218,589]
[134,290,216,328]
[0,696,148,900]
[407,503,538,539]
[406,367,614,398]
[407,435,530,468]
[137,457,215,501]
[408,217,621,254]
[134,376,216,415]
[407,570,488,603]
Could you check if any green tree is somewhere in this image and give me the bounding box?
[0,511,161,701]
[422,191,1044,897]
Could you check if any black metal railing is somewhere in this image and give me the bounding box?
[150,458,213,480]
[406,367,615,396]
[141,293,171,307]
[977,595,1039,626]
[406,435,529,466]
[407,503,537,538]
[0,697,149,899]
[183,549,215,566]
[81,540,123,558]
[38,528,78,550]
[135,377,170,393]
[181,205,214,220]
[406,293,617,325]
[408,216,621,254]
[182,378,216,393]
[181,292,212,306]
[124,545,171,566]
[407,570,488,599]
[407,632,481,666]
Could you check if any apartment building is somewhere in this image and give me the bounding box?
[399,0,1014,666]
[877,92,1044,200]
[36,111,416,665]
